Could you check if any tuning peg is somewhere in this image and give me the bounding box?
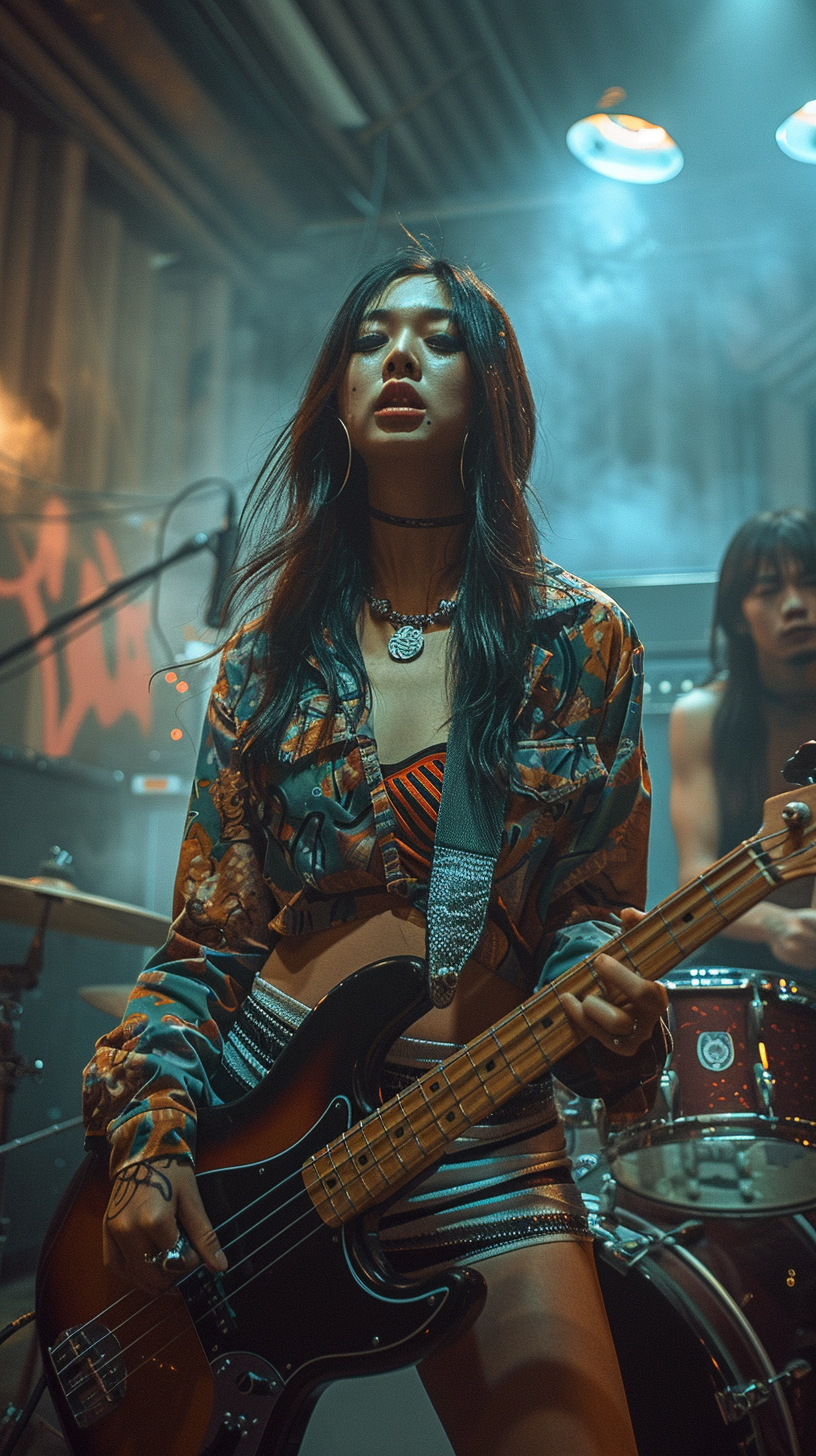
[782,741,816,787]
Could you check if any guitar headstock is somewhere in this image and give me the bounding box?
[760,742,816,881]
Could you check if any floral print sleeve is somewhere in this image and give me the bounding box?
[82,643,276,1175]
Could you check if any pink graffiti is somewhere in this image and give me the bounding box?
[0,498,153,756]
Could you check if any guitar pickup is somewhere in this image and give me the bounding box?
[181,1268,238,1347]
[50,1322,126,1429]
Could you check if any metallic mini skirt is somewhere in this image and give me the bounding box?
[219,977,592,1271]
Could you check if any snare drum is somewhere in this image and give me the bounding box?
[606,969,816,1215]
[591,1201,816,1456]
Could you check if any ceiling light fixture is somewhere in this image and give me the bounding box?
[776,101,816,163]
[566,113,684,184]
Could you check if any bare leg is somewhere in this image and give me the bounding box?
[419,1240,638,1456]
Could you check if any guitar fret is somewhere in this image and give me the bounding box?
[303,798,816,1226]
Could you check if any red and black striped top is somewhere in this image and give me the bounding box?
[381,743,446,881]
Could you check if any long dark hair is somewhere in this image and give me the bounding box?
[228,248,540,789]
[711,507,816,845]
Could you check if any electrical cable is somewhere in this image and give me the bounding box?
[150,477,233,662]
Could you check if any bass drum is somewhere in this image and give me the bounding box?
[589,1198,816,1456]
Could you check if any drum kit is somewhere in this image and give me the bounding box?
[0,857,167,1228]
[560,966,816,1456]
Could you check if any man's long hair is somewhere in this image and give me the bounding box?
[227,249,540,789]
[711,508,816,846]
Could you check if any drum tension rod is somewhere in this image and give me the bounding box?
[717,1358,812,1425]
[594,1216,704,1269]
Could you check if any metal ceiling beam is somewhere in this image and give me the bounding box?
[0,3,265,289]
[240,0,368,128]
[194,0,373,202]
[303,0,440,197]
[55,0,299,232]
[416,0,539,173]
[344,0,462,194]
[458,0,556,158]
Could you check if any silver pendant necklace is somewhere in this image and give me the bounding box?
[366,591,457,661]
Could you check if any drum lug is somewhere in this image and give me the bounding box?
[658,1068,681,1121]
[716,1358,811,1425]
[753,1062,774,1115]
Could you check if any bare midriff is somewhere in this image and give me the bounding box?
[260,902,520,1044]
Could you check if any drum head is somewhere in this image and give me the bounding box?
[607,967,816,1215]
[608,1117,816,1215]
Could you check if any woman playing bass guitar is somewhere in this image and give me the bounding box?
[83,250,668,1456]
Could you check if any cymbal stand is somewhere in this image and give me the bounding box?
[0,899,49,1280]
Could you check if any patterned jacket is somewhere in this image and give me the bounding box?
[83,560,656,1174]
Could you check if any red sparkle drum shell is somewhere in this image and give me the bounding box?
[606,970,816,1215]
[591,1200,816,1456]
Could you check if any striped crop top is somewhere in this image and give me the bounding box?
[381,743,446,881]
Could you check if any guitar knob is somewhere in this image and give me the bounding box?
[781,801,812,828]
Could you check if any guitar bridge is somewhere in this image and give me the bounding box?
[49,1322,126,1428]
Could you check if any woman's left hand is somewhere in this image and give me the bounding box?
[560,908,668,1056]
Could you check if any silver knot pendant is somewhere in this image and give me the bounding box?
[387,624,424,661]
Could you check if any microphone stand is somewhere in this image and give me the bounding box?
[0,530,222,672]
[0,532,222,672]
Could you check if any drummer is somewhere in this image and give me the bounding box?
[669,508,816,988]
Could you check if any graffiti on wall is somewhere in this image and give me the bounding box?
[0,497,153,757]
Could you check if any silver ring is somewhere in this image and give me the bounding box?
[612,1019,639,1049]
[144,1235,189,1271]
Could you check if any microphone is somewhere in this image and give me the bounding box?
[205,491,239,629]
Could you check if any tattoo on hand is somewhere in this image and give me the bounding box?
[107,1157,185,1218]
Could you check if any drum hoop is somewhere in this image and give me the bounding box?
[607,1113,816,1157]
[591,1204,802,1454]
[663,967,816,1008]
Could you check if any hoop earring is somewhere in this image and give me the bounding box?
[326,417,353,502]
[459,431,470,493]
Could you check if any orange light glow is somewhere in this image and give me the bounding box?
[165,671,177,683]
[758,1041,769,1070]
[175,680,189,694]
[170,728,183,741]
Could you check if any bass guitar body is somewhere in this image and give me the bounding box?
[35,958,485,1456]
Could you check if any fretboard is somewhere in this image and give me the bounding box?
[301,830,785,1226]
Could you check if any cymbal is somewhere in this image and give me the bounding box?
[79,984,133,1019]
[0,874,170,946]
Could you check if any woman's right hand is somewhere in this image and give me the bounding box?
[103,1157,227,1294]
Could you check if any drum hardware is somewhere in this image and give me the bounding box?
[605,968,816,1216]
[589,1197,814,1455]
[717,1359,812,1427]
[591,1207,704,1270]
[0,856,169,1277]
[571,1152,600,1180]
[657,1067,682,1119]
[754,1060,774,1114]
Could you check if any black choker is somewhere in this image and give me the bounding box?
[368,505,466,528]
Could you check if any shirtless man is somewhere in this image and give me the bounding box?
[670,508,816,985]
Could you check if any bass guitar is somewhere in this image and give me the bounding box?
[35,769,816,1456]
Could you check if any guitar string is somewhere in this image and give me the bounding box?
[48,1165,318,1365]
[67,1189,324,1395]
[298,838,816,1221]
[315,831,809,1208]
[51,827,812,1399]
[51,829,804,1393]
[51,851,793,1407]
